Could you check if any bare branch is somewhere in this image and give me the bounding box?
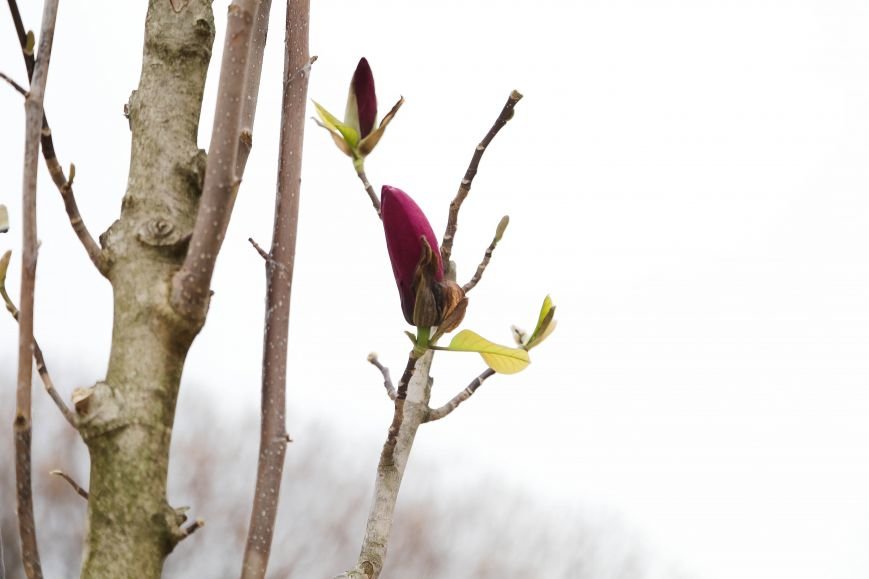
[171,0,263,322]
[425,368,495,422]
[15,2,61,577]
[368,353,396,400]
[462,215,509,294]
[247,237,270,261]
[0,71,27,95]
[356,169,381,218]
[1,256,77,428]
[337,352,435,579]
[240,0,310,577]
[49,470,89,500]
[440,90,522,266]
[7,0,109,277]
[234,0,271,179]
[179,519,205,542]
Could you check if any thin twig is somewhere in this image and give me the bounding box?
[368,353,395,400]
[247,237,270,261]
[240,0,310,577]
[171,0,262,322]
[462,215,508,294]
[425,368,495,422]
[49,470,89,500]
[0,71,27,95]
[356,169,381,218]
[7,0,109,277]
[179,519,205,541]
[440,90,522,266]
[285,55,317,86]
[1,278,77,428]
[15,2,61,578]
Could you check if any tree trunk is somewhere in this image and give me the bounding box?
[77,1,215,576]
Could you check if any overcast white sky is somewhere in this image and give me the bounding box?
[2,1,869,578]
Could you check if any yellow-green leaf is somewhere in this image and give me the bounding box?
[312,100,359,147]
[447,329,530,374]
[537,295,553,329]
[526,295,556,350]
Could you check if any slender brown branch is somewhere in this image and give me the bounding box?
[6,0,33,76]
[234,0,272,179]
[15,3,61,578]
[0,71,27,95]
[240,0,310,576]
[171,0,262,322]
[425,368,495,422]
[7,0,109,277]
[462,215,509,294]
[367,353,395,400]
[1,259,77,428]
[247,237,270,261]
[49,470,89,500]
[440,90,522,266]
[356,169,381,218]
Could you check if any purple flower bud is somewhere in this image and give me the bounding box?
[381,185,444,326]
[348,57,377,139]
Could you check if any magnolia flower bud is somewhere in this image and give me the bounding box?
[345,57,377,139]
[381,186,467,330]
[313,58,404,168]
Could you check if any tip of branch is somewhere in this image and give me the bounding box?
[367,352,378,363]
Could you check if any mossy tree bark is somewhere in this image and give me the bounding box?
[76,1,215,576]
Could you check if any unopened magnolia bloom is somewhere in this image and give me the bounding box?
[346,57,377,139]
[381,186,466,330]
[313,58,403,169]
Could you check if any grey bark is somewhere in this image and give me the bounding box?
[77,1,215,576]
[337,352,435,579]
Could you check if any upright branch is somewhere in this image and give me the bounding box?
[440,90,522,266]
[15,1,60,577]
[240,0,310,577]
[6,0,108,276]
[235,0,272,177]
[171,0,263,322]
[337,352,435,579]
[336,91,531,579]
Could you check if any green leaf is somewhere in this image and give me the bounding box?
[526,295,556,350]
[312,100,359,147]
[447,329,530,374]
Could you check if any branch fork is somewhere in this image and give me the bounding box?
[339,90,523,579]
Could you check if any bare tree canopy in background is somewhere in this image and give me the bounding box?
[0,386,687,579]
